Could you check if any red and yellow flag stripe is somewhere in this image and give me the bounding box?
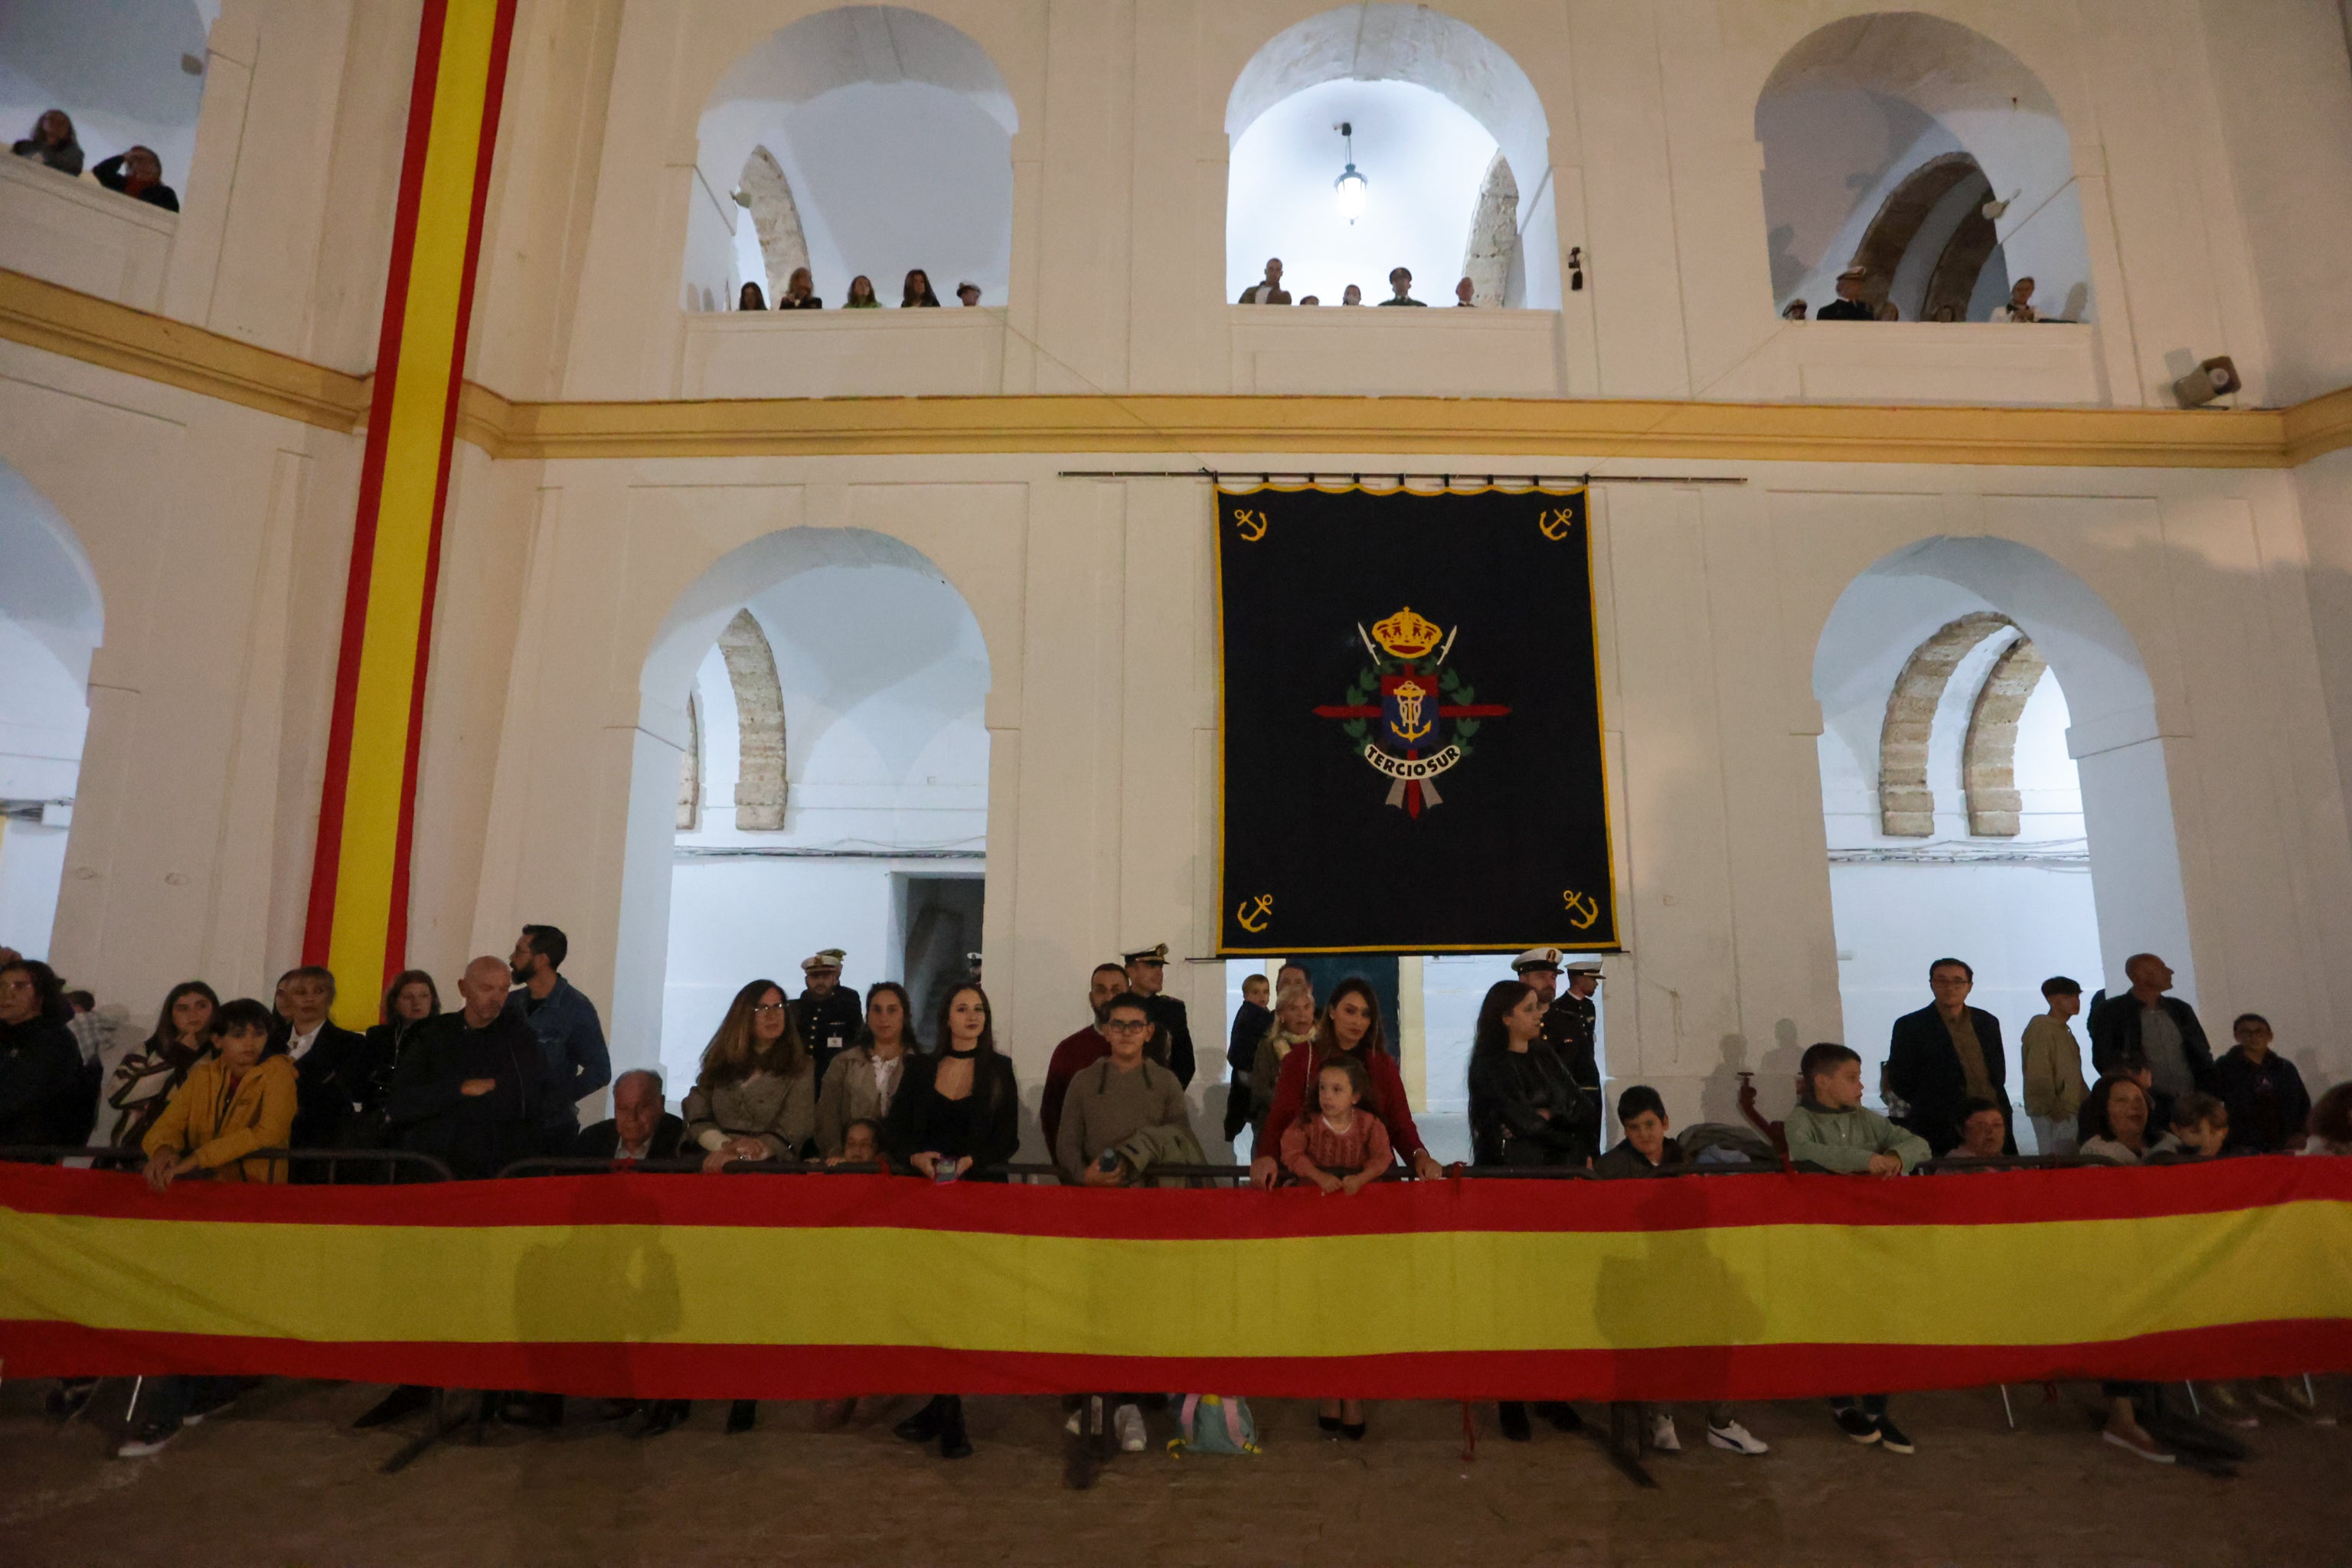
[304,0,518,1022]
[5,1160,2348,1400]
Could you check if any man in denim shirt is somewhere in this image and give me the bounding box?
[506,924,610,1152]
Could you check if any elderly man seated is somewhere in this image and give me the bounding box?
[576,1068,684,1161]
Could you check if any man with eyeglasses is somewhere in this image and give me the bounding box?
[1122,942,1194,1087]
[1053,991,1200,1487]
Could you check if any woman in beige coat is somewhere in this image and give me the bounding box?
[815,981,916,1158]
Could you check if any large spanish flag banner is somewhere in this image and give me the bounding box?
[303,0,518,1022]
[3,1161,2348,1399]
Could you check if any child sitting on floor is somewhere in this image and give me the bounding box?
[1782,1043,1930,1455]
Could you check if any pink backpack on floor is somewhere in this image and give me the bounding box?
[1167,1393,1260,1456]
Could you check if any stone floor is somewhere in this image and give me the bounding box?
[3,1377,2344,1566]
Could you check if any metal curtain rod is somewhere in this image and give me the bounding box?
[1054,469,1746,485]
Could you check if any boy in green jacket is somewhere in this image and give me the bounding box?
[1783,1042,1932,1453]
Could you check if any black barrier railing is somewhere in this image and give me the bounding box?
[494,1156,888,1179]
[0,1145,453,1182]
[5,1145,2135,1188]
[1922,1153,2105,1173]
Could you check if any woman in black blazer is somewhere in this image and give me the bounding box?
[884,982,1019,1461]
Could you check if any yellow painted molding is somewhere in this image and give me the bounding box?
[0,268,368,433]
[8,268,2352,470]
[492,390,2295,469]
[2284,384,2352,469]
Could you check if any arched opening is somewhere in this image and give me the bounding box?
[619,528,990,1091]
[1814,537,2190,1145]
[1758,11,2089,322]
[1225,4,1560,307]
[690,5,1018,312]
[0,0,213,199]
[0,460,103,960]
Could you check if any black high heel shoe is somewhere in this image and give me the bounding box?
[1341,1420,1367,1441]
[895,1395,950,1444]
[726,1400,756,1434]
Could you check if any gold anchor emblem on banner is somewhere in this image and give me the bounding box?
[1235,893,1274,932]
[1539,507,1576,541]
[1561,889,1601,929]
[1232,508,1269,542]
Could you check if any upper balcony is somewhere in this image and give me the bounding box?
[0,155,175,314]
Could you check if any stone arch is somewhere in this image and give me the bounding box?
[0,458,105,962]
[716,609,787,831]
[1963,633,2048,836]
[1848,152,2007,322]
[1459,153,1520,309]
[1876,610,2011,835]
[1224,4,1562,307]
[736,145,811,302]
[1815,534,2191,998]
[691,6,1018,309]
[1756,11,2090,321]
[675,692,701,831]
[616,525,995,1061]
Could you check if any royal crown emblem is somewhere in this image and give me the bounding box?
[1370,606,1443,660]
[1313,606,1510,817]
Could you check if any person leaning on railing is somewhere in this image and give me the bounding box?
[140,998,293,1189]
[115,996,290,1458]
[1251,978,1441,1188]
[1466,978,1583,1169]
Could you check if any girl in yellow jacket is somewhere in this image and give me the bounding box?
[141,998,294,1188]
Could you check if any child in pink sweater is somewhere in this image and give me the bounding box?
[1281,1056,1390,1438]
[1279,1056,1394,1193]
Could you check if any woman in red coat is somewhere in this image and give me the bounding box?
[1250,978,1442,1190]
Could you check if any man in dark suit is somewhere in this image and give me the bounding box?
[270,965,374,1155]
[1885,957,2014,1156]
[575,1068,685,1161]
[1123,942,1194,1087]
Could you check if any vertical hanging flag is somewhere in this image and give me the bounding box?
[303,0,518,1023]
[1216,483,1619,955]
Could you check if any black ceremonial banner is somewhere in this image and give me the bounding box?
[1216,484,1618,956]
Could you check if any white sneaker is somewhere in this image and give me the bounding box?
[115,1426,177,1459]
[1647,1411,1681,1452]
[1707,1419,1769,1455]
[1115,1403,1147,1452]
[1064,1410,1082,1436]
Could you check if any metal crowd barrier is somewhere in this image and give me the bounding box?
[0,1145,452,1183]
[494,1155,886,1179]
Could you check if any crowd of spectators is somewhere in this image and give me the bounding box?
[1237,258,1483,310]
[12,110,181,211]
[1785,261,2058,324]
[2,929,2342,1480]
[737,266,982,311]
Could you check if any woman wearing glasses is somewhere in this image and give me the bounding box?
[683,979,817,1171]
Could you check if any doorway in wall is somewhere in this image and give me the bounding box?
[898,872,983,1044]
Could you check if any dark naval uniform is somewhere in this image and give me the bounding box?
[1539,996,1602,1162]
[1143,994,1196,1089]
[795,986,864,1090]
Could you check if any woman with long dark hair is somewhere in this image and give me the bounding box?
[737,280,767,310]
[1467,979,1583,1168]
[844,274,880,308]
[900,268,942,307]
[1250,977,1439,1189]
[104,981,220,1148]
[884,982,1018,1459]
[684,978,815,1170]
[11,109,83,175]
[816,979,917,1158]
